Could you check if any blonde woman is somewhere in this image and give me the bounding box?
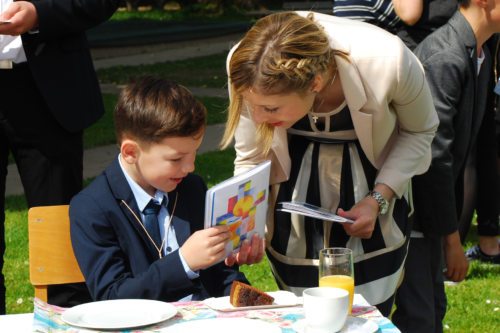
[221,11,438,315]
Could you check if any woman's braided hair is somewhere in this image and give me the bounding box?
[231,12,334,95]
[221,11,347,153]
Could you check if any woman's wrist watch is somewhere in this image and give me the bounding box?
[367,190,389,215]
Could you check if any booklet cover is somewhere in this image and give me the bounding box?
[277,201,354,224]
[204,160,271,255]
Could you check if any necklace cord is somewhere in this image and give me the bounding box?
[121,192,179,259]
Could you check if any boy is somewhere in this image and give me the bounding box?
[70,77,249,301]
[393,1,500,332]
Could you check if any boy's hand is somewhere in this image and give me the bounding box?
[225,233,265,266]
[180,225,230,271]
[444,231,468,282]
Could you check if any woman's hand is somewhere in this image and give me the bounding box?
[337,184,395,239]
[337,196,379,239]
[225,233,265,266]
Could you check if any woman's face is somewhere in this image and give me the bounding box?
[241,88,316,128]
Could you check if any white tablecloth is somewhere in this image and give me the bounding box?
[0,295,401,333]
[0,312,33,332]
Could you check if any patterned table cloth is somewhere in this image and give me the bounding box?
[32,296,401,333]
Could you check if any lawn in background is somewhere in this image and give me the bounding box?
[96,53,227,88]
[109,6,254,23]
[4,148,499,332]
[84,93,228,149]
[85,53,229,149]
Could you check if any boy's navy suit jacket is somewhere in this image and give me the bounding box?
[70,157,248,301]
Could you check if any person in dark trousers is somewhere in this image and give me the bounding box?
[392,1,500,332]
[462,34,500,264]
[0,0,120,312]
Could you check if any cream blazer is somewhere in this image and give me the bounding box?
[230,12,439,198]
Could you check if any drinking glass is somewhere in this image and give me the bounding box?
[318,247,354,313]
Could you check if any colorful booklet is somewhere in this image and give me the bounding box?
[277,201,354,224]
[204,160,271,255]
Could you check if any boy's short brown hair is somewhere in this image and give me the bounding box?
[114,76,207,145]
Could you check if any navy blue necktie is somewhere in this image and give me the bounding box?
[143,200,162,247]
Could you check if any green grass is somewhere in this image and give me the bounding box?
[83,94,118,149]
[83,93,228,149]
[4,194,30,314]
[87,50,230,151]
[195,148,235,187]
[444,262,500,332]
[3,148,499,333]
[199,96,229,125]
[96,53,227,88]
[109,7,252,22]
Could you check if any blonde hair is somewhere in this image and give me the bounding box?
[220,11,348,154]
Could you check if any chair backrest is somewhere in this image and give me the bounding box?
[28,205,85,302]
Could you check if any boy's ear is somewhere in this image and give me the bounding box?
[121,139,139,163]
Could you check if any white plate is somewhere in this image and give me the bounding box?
[293,317,379,333]
[161,317,282,333]
[203,290,300,311]
[61,299,177,330]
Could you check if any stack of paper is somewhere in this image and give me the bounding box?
[277,201,354,224]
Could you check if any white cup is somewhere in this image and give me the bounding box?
[302,287,349,333]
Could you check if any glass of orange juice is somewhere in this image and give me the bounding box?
[318,247,354,313]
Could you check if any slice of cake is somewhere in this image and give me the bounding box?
[229,281,275,307]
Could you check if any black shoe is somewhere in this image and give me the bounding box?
[465,245,500,264]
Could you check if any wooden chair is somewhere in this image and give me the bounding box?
[28,205,85,302]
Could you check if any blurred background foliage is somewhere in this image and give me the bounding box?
[118,0,282,14]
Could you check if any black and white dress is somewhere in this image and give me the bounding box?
[266,102,411,314]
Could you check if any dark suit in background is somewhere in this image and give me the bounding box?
[392,11,493,333]
[70,158,249,301]
[459,35,500,244]
[0,0,119,313]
